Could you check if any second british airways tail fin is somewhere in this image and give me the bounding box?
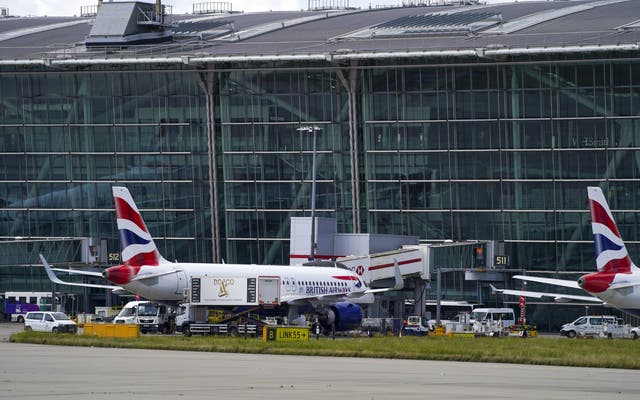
[587,186,634,274]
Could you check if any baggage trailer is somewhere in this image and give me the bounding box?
[185,321,259,337]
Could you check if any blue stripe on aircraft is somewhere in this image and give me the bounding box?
[119,229,151,247]
[593,233,623,256]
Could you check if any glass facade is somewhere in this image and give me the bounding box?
[361,61,640,274]
[0,68,211,283]
[219,69,352,264]
[2,58,640,324]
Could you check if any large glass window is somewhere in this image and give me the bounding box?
[0,68,208,269]
[4,58,640,285]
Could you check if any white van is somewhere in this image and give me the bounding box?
[24,311,77,334]
[560,315,619,338]
[469,308,516,329]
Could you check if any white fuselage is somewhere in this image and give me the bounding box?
[121,262,368,304]
[584,270,640,315]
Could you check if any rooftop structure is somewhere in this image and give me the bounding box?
[0,0,638,64]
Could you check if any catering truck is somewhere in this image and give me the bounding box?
[176,275,281,337]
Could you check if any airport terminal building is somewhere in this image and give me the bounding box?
[2,0,640,327]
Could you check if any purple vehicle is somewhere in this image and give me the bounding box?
[3,292,52,322]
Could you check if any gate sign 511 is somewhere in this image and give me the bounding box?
[494,255,510,268]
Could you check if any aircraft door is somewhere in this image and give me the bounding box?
[176,270,188,298]
[258,277,280,305]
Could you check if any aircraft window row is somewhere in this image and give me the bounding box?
[282,280,348,287]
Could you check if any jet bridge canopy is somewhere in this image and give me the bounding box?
[338,247,427,285]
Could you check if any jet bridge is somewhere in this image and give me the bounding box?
[337,247,428,285]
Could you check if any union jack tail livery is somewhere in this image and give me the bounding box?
[488,186,640,318]
[112,186,166,267]
[579,186,640,296]
[588,186,634,275]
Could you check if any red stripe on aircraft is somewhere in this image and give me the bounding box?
[601,256,632,275]
[125,250,159,267]
[589,199,621,237]
[114,197,147,233]
[368,258,422,271]
[332,275,359,281]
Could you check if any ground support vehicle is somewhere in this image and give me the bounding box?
[113,301,174,334]
[599,323,631,338]
[631,327,640,339]
[185,321,259,337]
[93,306,121,322]
[560,315,629,338]
[401,316,429,336]
[176,303,271,337]
[507,324,538,337]
[361,318,383,336]
[469,308,515,330]
[24,311,77,333]
[361,318,403,336]
[428,312,514,337]
[177,274,282,337]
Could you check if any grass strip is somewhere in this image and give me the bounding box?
[11,332,640,369]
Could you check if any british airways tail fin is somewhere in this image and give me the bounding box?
[587,186,634,274]
[112,186,167,267]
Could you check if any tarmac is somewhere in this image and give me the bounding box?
[1,322,639,399]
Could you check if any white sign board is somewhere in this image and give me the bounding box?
[190,276,257,305]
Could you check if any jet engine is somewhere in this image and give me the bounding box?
[317,301,363,332]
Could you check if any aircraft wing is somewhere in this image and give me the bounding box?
[490,285,603,303]
[52,268,104,277]
[40,254,122,291]
[513,275,581,289]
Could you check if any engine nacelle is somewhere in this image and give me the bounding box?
[103,264,138,285]
[318,301,363,332]
[578,271,615,294]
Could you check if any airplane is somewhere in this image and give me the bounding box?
[42,186,404,333]
[492,186,640,317]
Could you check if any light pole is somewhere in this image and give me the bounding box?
[297,125,322,261]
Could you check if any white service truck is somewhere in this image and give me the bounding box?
[468,308,515,336]
[560,315,631,338]
[176,275,281,337]
[113,301,174,334]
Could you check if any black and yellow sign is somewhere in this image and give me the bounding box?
[263,326,309,342]
[494,255,510,267]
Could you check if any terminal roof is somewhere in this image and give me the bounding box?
[1,0,639,65]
